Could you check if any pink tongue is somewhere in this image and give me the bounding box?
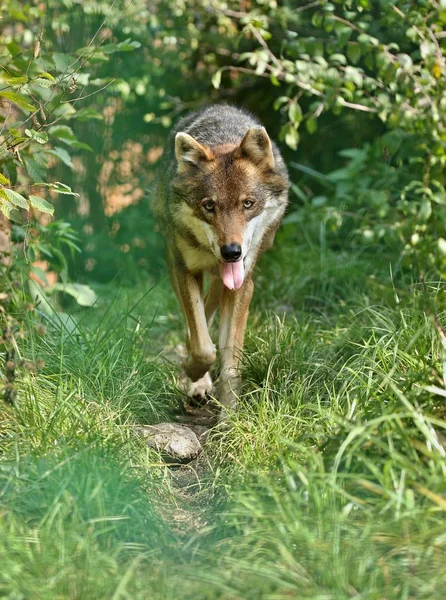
[220,260,244,290]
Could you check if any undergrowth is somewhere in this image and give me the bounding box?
[1,239,445,599]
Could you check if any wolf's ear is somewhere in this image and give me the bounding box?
[236,127,275,169]
[175,132,214,172]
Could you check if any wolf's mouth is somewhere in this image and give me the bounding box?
[220,258,244,291]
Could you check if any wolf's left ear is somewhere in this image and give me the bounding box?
[236,127,275,169]
[175,132,214,172]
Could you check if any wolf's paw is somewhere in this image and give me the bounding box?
[215,410,233,431]
[183,344,217,382]
[187,372,213,407]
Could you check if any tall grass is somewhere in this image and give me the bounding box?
[1,242,445,599]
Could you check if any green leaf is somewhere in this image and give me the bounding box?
[37,72,56,81]
[2,75,28,85]
[102,39,142,54]
[420,41,435,59]
[273,96,290,111]
[24,129,49,144]
[334,25,352,47]
[6,41,21,57]
[289,162,334,187]
[347,44,361,65]
[50,283,98,307]
[30,265,49,286]
[211,69,222,89]
[0,91,36,112]
[312,195,328,207]
[46,147,74,169]
[306,117,318,134]
[74,47,109,63]
[11,225,26,243]
[34,182,79,196]
[0,188,29,209]
[290,183,308,203]
[284,125,299,150]
[48,125,92,151]
[101,43,119,55]
[0,173,11,185]
[23,157,47,182]
[71,107,103,121]
[33,77,56,88]
[345,66,363,88]
[118,39,141,51]
[29,195,54,216]
[48,125,75,140]
[288,101,303,124]
[69,141,93,152]
[52,53,76,73]
[0,201,22,223]
[419,198,432,221]
[330,53,347,65]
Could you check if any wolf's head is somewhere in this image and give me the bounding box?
[172,127,289,290]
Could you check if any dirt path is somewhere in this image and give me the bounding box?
[168,402,220,535]
[135,344,223,535]
[136,394,220,536]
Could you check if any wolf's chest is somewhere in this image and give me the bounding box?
[175,235,219,274]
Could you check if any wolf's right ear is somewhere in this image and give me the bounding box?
[175,133,214,173]
[236,127,275,169]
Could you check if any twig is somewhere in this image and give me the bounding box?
[392,5,426,40]
[65,0,120,72]
[332,15,362,33]
[249,25,283,72]
[60,79,116,104]
[295,1,322,12]
[342,100,377,113]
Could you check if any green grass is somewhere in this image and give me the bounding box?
[1,235,445,599]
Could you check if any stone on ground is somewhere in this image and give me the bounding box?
[135,423,202,463]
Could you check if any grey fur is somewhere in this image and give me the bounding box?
[159,104,287,186]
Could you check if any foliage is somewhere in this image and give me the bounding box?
[0,0,140,223]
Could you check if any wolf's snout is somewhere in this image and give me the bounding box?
[220,243,242,262]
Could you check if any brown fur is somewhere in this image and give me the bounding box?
[153,105,289,421]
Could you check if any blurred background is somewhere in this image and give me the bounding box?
[2,0,444,293]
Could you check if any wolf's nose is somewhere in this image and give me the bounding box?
[221,243,242,262]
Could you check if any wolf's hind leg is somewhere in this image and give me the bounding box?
[218,278,254,420]
[204,276,223,327]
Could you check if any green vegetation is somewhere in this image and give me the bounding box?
[1,239,445,598]
[1,1,445,598]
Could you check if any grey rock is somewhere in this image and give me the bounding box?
[135,423,202,463]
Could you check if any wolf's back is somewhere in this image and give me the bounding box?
[174,105,261,147]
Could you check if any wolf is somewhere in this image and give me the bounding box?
[152,104,289,421]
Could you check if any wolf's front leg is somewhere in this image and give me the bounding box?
[173,268,216,382]
[218,278,254,420]
[185,276,223,404]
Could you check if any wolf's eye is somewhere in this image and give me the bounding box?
[202,199,215,212]
[243,199,254,209]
